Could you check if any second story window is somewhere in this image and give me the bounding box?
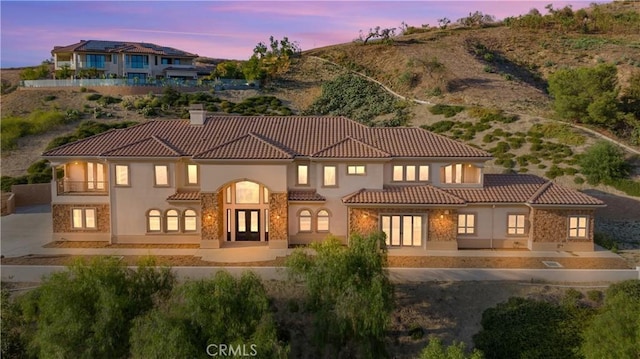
[297,164,308,185]
[114,165,129,186]
[347,165,366,175]
[323,165,337,187]
[443,163,480,184]
[154,165,169,186]
[127,55,148,69]
[393,165,430,182]
[86,54,105,68]
[186,164,199,185]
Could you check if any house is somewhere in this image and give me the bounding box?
[51,40,199,80]
[41,109,605,252]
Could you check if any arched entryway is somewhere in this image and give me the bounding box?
[222,180,270,242]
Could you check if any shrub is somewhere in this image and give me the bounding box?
[1,111,71,150]
[474,297,584,359]
[85,93,102,101]
[286,233,394,358]
[429,104,465,118]
[579,141,630,185]
[422,120,456,133]
[418,337,483,359]
[545,165,565,179]
[604,178,640,197]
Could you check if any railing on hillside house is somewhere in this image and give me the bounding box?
[56,180,108,196]
[22,78,259,90]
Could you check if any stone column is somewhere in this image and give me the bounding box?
[426,209,458,250]
[268,192,288,249]
[200,192,221,248]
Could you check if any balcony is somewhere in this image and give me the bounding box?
[56,179,108,196]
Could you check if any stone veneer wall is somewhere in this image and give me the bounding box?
[201,192,222,246]
[269,193,288,243]
[530,208,595,244]
[348,208,457,244]
[52,204,110,233]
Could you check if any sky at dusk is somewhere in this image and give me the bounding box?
[1,1,602,68]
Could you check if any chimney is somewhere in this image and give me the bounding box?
[189,104,206,125]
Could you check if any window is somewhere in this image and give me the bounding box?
[154,165,169,186]
[86,54,105,68]
[347,165,366,175]
[87,162,105,190]
[507,214,526,235]
[186,164,198,185]
[393,165,403,181]
[235,181,260,204]
[127,54,148,68]
[72,208,96,229]
[569,216,588,238]
[114,165,129,186]
[317,210,330,232]
[299,210,312,232]
[393,165,430,182]
[297,164,309,185]
[184,209,197,232]
[419,165,429,181]
[381,215,422,247]
[457,214,476,234]
[323,165,336,186]
[166,209,179,232]
[147,210,162,232]
[263,187,269,203]
[443,163,480,184]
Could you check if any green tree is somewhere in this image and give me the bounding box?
[548,64,621,127]
[418,337,484,359]
[55,64,74,79]
[1,288,28,358]
[20,257,174,359]
[19,62,50,80]
[130,270,287,359]
[286,232,394,358]
[473,297,583,359]
[582,280,640,359]
[246,36,300,83]
[578,141,630,185]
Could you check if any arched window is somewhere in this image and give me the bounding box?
[317,210,330,232]
[166,209,179,232]
[147,209,162,232]
[184,209,197,232]
[299,210,312,232]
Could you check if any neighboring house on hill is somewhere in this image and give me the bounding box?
[51,40,199,80]
[42,109,605,252]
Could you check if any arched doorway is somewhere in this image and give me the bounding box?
[222,180,270,242]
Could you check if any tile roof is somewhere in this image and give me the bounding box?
[43,116,492,159]
[193,133,294,160]
[312,137,391,158]
[288,190,326,202]
[444,174,547,203]
[528,182,605,206]
[166,191,201,201]
[52,40,198,57]
[343,175,604,207]
[342,185,466,205]
[101,136,182,157]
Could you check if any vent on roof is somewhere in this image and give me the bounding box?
[542,261,563,268]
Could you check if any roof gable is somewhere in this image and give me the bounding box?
[311,136,390,158]
[100,136,182,157]
[193,132,294,160]
[528,182,605,206]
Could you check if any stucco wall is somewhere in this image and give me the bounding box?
[200,164,288,192]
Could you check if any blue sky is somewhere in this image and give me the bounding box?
[1,1,600,68]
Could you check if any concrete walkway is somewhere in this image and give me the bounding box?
[2,206,638,283]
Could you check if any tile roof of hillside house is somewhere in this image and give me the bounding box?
[42,116,493,159]
[101,136,183,157]
[342,185,467,205]
[288,190,327,202]
[51,40,198,57]
[343,174,604,207]
[166,191,201,201]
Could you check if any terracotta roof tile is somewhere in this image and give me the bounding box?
[342,185,466,205]
[288,190,326,202]
[193,132,294,159]
[101,136,182,157]
[528,182,605,206]
[43,116,492,159]
[166,191,201,201]
[444,174,546,203]
[312,137,391,158]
